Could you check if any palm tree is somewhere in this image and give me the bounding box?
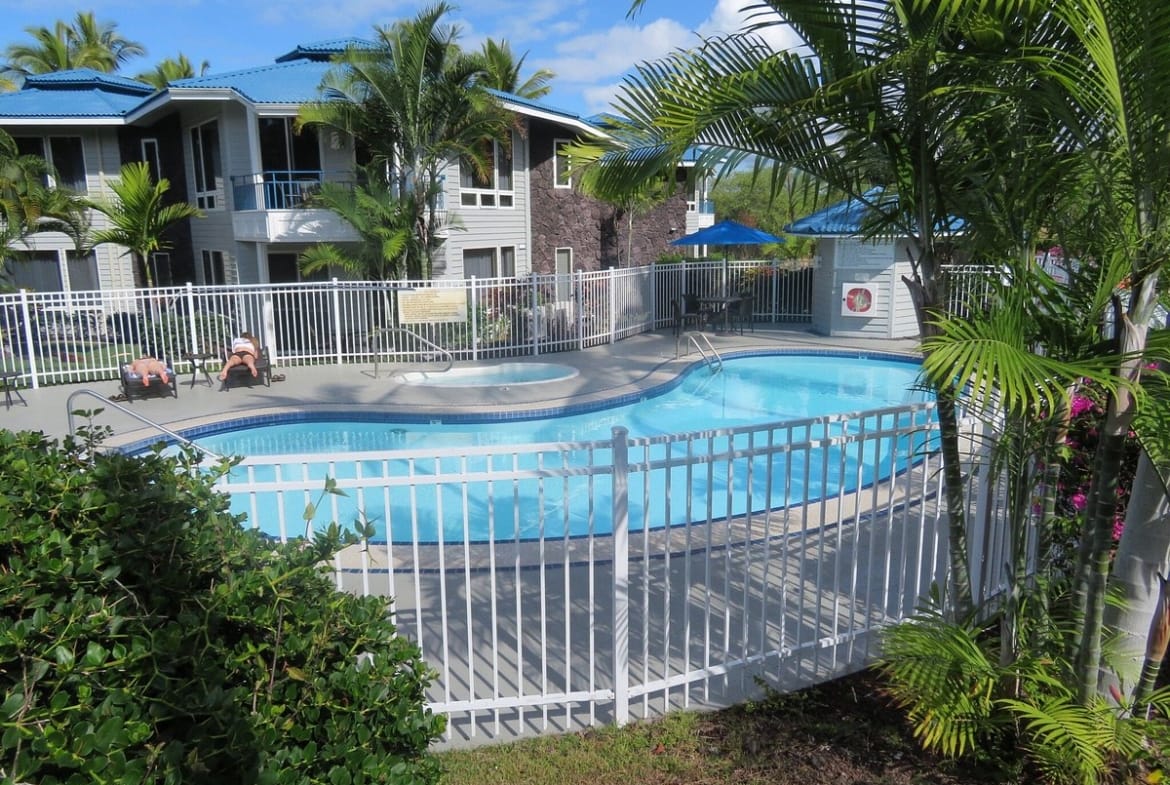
[3,12,145,83]
[0,128,89,286]
[590,0,1170,704]
[136,54,210,89]
[299,176,413,281]
[297,2,511,279]
[86,162,202,288]
[472,38,554,99]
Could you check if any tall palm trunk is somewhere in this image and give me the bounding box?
[905,268,974,617]
[1103,452,1170,705]
[1074,311,1152,701]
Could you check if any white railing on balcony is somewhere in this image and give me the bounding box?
[0,261,815,389]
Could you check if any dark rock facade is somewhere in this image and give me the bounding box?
[527,119,692,273]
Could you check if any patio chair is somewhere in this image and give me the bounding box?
[730,293,754,335]
[681,293,713,329]
[120,358,178,401]
[220,345,272,390]
[671,298,704,338]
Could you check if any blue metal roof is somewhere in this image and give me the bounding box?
[169,59,334,104]
[275,38,378,63]
[0,68,154,119]
[786,187,966,236]
[785,189,888,235]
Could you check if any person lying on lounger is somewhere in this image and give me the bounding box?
[128,355,169,386]
[219,332,260,380]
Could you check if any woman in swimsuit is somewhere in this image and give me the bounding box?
[219,331,259,380]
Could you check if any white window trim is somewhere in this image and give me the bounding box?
[190,120,220,210]
[463,245,517,279]
[140,138,161,182]
[553,139,572,189]
[459,138,515,209]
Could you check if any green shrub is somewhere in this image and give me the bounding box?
[0,429,444,785]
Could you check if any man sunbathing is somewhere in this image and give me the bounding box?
[220,332,260,380]
[129,356,169,386]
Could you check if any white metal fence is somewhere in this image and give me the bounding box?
[0,260,814,388]
[207,401,1005,746]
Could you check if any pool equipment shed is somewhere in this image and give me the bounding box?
[786,191,962,340]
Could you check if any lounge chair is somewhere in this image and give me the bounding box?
[220,346,272,389]
[120,360,178,401]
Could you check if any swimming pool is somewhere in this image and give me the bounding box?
[195,352,933,543]
[398,362,578,386]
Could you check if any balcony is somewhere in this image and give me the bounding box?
[230,170,360,244]
[687,199,715,214]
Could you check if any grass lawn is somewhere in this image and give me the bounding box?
[438,671,1011,785]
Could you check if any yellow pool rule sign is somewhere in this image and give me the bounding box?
[397,288,468,324]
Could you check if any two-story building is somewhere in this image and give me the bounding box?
[0,40,715,295]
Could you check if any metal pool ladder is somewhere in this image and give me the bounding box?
[367,327,454,378]
[684,332,723,373]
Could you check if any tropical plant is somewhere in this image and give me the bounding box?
[135,53,210,89]
[298,3,511,279]
[472,38,554,99]
[0,128,89,286]
[2,11,145,83]
[299,175,414,281]
[0,426,445,784]
[86,161,203,288]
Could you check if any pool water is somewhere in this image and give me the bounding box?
[195,353,932,542]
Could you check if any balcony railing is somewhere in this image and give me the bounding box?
[687,199,715,214]
[230,170,353,211]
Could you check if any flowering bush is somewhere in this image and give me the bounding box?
[1055,385,1139,544]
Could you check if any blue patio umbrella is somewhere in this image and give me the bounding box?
[671,220,784,292]
[670,219,784,249]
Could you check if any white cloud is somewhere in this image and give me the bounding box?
[537,17,694,85]
[696,0,802,54]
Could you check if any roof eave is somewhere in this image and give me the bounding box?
[0,116,126,126]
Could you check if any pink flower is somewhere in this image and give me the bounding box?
[1071,492,1088,511]
[1113,517,1125,541]
[1071,395,1095,417]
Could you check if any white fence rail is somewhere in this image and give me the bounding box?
[207,402,1005,746]
[0,261,814,388]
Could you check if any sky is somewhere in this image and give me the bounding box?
[0,0,801,117]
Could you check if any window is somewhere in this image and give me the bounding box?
[463,246,516,279]
[65,250,99,290]
[555,247,572,300]
[202,249,225,285]
[190,121,221,209]
[141,138,161,183]
[13,135,87,192]
[554,139,572,188]
[149,253,172,287]
[6,251,62,291]
[459,137,514,208]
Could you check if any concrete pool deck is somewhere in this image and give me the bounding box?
[5,325,921,445]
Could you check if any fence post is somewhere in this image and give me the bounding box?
[530,275,540,356]
[608,267,617,345]
[575,270,585,351]
[611,425,630,726]
[17,289,39,389]
[184,283,199,353]
[771,258,780,323]
[470,277,479,362]
[331,278,344,365]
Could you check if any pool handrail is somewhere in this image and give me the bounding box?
[683,331,723,373]
[367,327,454,379]
[65,388,224,460]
